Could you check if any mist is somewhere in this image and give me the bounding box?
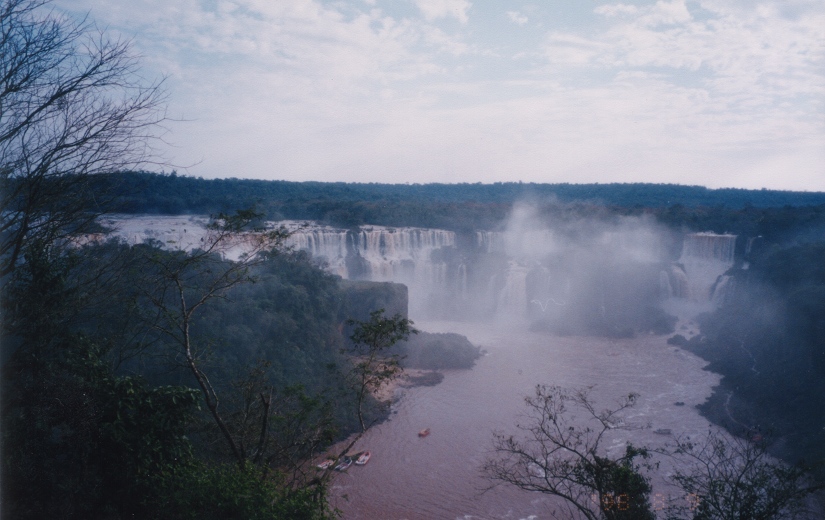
[98,202,739,339]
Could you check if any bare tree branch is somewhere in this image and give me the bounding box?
[1,0,168,276]
[483,385,656,520]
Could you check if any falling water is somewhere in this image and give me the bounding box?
[679,233,737,302]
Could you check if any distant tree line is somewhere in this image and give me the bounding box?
[83,171,825,233]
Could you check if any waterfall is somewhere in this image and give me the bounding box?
[284,223,456,282]
[659,270,673,300]
[285,227,349,277]
[669,265,691,299]
[497,262,529,319]
[711,275,734,304]
[679,233,737,302]
[476,231,505,253]
[351,226,455,283]
[681,232,736,264]
[284,223,457,315]
[457,263,468,300]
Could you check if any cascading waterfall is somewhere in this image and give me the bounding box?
[352,227,455,284]
[285,227,349,277]
[284,223,457,315]
[668,265,690,299]
[711,275,734,304]
[678,232,737,302]
[104,215,743,322]
[681,232,736,263]
[476,231,504,253]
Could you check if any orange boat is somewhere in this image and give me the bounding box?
[418,428,430,437]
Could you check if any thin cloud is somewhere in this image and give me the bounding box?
[413,0,471,24]
[506,11,528,26]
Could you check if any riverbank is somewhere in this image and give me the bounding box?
[373,368,444,403]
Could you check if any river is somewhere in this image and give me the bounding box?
[329,319,723,519]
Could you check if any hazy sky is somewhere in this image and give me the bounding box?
[55,0,824,190]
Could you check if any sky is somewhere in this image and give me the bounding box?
[54,0,825,191]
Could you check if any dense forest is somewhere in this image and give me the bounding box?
[90,170,825,233]
[2,211,488,519]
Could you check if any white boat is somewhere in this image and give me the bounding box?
[316,458,334,470]
[334,457,352,471]
[355,451,371,465]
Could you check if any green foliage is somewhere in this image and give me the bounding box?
[191,250,345,392]
[582,447,656,520]
[147,462,335,520]
[1,234,352,518]
[339,279,409,323]
[93,172,825,232]
[1,336,199,519]
[345,309,417,431]
[348,309,417,353]
[102,378,200,483]
[398,331,481,370]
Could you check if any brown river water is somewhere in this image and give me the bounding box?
[329,320,725,520]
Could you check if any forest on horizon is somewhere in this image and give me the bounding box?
[92,171,825,238]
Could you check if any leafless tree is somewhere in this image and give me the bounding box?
[0,0,167,276]
[483,385,656,520]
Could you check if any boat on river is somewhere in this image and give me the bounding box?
[334,457,353,471]
[418,428,430,437]
[316,458,335,470]
[355,451,371,465]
